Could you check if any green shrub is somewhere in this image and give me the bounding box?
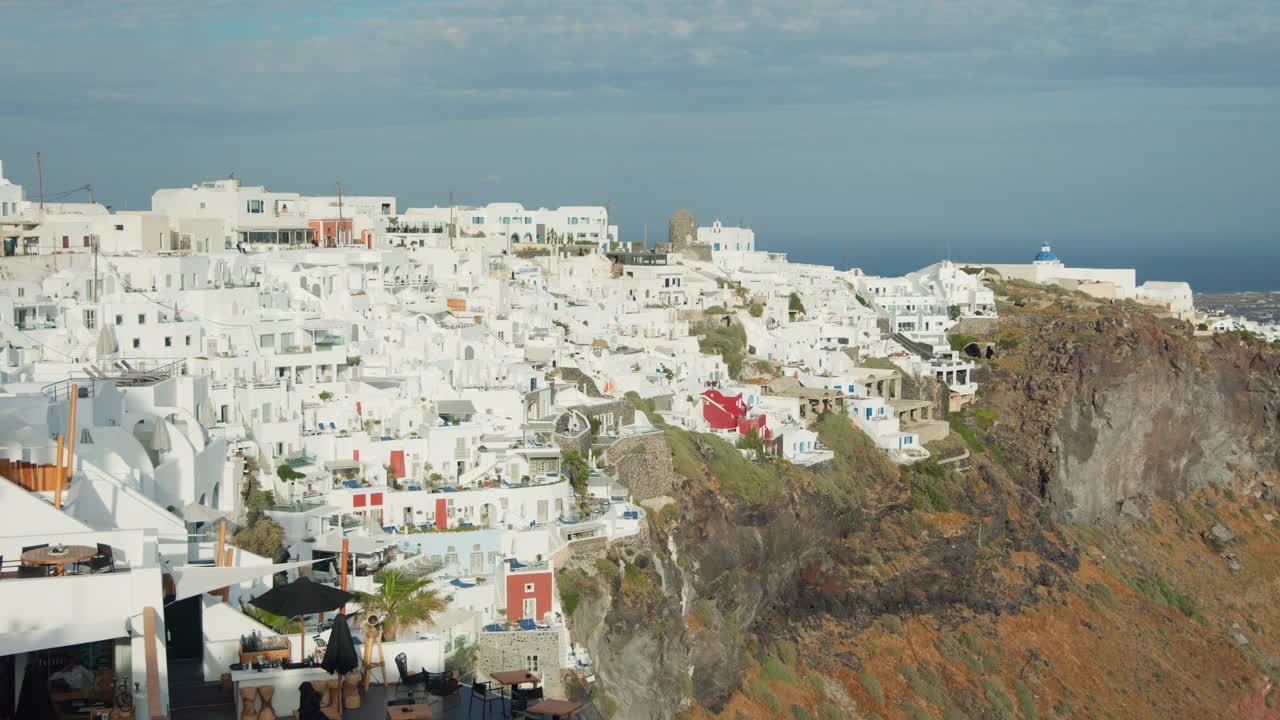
[818,703,849,720]
[761,656,799,685]
[1129,574,1206,624]
[749,679,781,713]
[859,672,885,705]
[982,679,1015,718]
[594,557,620,580]
[1012,678,1038,720]
[791,706,814,720]
[902,701,931,720]
[775,640,799,666]
[877,614,904,635]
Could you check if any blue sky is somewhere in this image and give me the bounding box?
[1,0,1278,265]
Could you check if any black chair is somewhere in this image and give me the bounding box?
[75,543,115,575]
[394,652,426,697]
[425,670,461,703]
[18,544,50,578]
[511,685,543,714]
[468,680,505,719]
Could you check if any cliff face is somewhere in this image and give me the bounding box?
[983,301,1280,523]
[570,290,1280,720]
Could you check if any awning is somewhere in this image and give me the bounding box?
[312,532,392,555]
[0,618,127,658]
[324,459,361,471]
[169,559,315,602]
[179,502,229,525]
[437,399,477,416]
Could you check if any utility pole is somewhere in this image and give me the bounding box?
[448,191,455,250]
[335,181,344,247]
[36,151,44,211]
[92,235,99,302]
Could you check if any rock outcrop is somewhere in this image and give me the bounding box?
[985,303,1280,523]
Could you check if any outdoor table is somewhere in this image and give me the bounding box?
[21,544,95,575]
[526,698,585,718]
[490,670,540,688]
[386,702,433,719]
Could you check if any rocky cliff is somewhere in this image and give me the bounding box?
[566,286,1280,720]
[977,288,1280,523]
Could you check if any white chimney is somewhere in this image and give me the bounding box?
[0,160,5,179]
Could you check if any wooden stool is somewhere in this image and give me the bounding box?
[220,672,233,696]
[239,687,259,720]
[258,686,277,720]
[321,679,341,717]
[343,673,361,710]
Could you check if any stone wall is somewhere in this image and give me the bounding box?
[567,399,636,436]
[476,629,565,698]
[952,316,1000,336]
[599,431,679,501]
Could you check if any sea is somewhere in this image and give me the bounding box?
[754,234,1280,293]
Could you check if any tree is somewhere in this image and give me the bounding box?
[788,292,806,317]
[561,450,591,498]
[356,569,448,641]
[233,516,287,562]
[277,464,305,482]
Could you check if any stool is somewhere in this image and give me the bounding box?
[239,687,259,720]
[321,679,341,717]
[257,686,277,720]
[343,673,361,710]
[220,672,233,696]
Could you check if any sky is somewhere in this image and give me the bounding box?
[1,1,1278,285]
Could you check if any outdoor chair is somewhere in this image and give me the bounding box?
[77,543,115,574]
[394,652,426,696]
[425,670,461,702]
[18,544,51,577]
[468,680,505,719]
[511,685,543,714]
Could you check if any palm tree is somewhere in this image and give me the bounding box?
[356,568,448,641]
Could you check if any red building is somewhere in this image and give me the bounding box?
[503,562,554,623]
[701,389,749,430]
[308,218,355,247]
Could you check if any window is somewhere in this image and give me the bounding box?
[525,217,533,224]
[83,236,91,247]
[63,236,70,249]
[247,200,264,214]
[115,224,124,231]
[83,309,97,330]
[164,337,172,347]
[259,334,275,348]
[524,583,535,593]
[568,217,578,225]
[500,217,510,224]
[525,655,539,673]
[470,216,484,224]
[131,338,141,349]
[137,313,146,324]
[185,335,192,346]
[115,314,123,325]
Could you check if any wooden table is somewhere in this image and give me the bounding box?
[490,670,540,687]
[385,702,432,719]
[22,545,95,575]
[526,699,585,718]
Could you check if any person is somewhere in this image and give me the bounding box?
[49,657,94,692]
[296,681,325,720]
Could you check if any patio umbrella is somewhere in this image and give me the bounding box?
[197,395,216,427]
[149,416,172,453]
[250,576,356,661]
[94,322,118,359]
[321,613,361,710]
[15,660,56,720]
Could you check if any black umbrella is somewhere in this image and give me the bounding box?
[250,576,356,661]
[321,613,360,675]
[15,661,56,720]
[322,613,361,711]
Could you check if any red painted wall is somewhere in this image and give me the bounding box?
[505,572,553,622]
[435,498,448,530]
[389,450,406,479]
[702,390,748,430]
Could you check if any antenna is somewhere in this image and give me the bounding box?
[336,181,344,247]
[36,151,44,211]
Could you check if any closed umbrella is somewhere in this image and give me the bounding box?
[95,322,119,359]
[197,396,216,427]
[250,577,355,662]
[150,416,172,453]
[322,613,361,710]
[15,661,56,720]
